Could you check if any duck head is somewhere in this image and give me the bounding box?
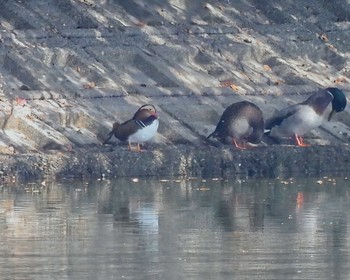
[327,88,347,121]
[133,104,158,120]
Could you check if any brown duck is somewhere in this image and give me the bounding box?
[207,101,264,149]
[104,104,159,152]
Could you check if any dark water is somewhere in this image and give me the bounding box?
[0,176,350,280]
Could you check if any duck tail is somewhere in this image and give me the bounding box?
[103,132,113,145]
[103,122,120,144]
[207,131,217,139]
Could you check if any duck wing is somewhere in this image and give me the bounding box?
[265,104,301,130]
[115,115,158,141]
[207,114,228,139]
[114,120,141,141]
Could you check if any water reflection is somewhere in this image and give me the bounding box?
[0,176,350,279]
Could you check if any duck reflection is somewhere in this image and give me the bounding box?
[0,177,349,280]
[215,182,267,232]
[101,180,162,252]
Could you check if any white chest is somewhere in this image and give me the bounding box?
[128,119,159,143]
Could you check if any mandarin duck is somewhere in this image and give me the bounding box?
[104,104,159,152]
[207,101,265,149]
[265,87,347,146]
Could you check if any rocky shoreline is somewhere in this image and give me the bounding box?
[1,144,349,181]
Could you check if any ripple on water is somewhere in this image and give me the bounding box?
[0,176,349,279]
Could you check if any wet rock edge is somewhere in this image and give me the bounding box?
[1,144,349,181]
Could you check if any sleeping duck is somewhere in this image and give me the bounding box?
[207,101,265,149]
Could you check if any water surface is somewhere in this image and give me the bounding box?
[0,176,350,279]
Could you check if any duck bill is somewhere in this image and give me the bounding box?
[328,109,335,121]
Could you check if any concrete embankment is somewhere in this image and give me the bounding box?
[0,1,349,180]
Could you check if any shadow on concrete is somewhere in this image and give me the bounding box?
[0,0,349,177]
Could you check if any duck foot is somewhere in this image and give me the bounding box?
[232,139,247,150]
[294,135,310,147]
[128,143,143,152]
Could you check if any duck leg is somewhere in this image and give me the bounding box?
[128,141,142,152]
[294,134,310,147]
[128,141,134,151]
[232,139,247,150]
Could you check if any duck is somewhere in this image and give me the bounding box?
[265,87,347,146]
[104,104,159,152]
[207,101,265,149]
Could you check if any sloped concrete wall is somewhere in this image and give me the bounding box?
[0,0,349,179]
